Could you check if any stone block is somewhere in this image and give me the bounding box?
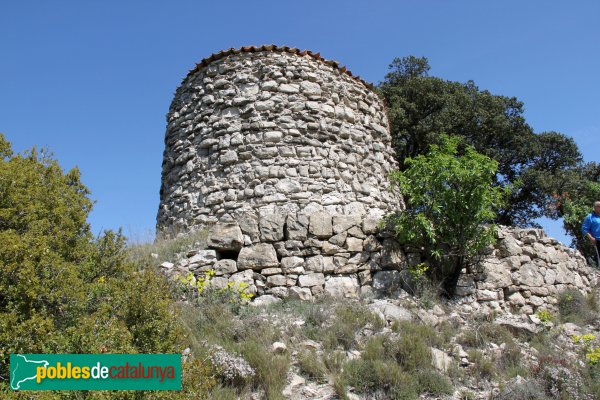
[213,259,238,275]
[380,239,407,269]
[309,212,333,238]
[332,214,362,234]
[324,276,359,299]
[288,287,312,300]
[238,244,279,270]
[286,213,309,241]
[207,222,244,251]
[298,273,325,287]
[259,212,286,242]
[281,256,305,274]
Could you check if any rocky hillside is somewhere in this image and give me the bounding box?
[152,229,600,400]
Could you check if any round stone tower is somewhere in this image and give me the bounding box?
[157,45,401,237]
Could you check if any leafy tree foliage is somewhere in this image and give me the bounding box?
[388,136,508,296]
[379,57,582,227]
[0,134,213,398]
[552,163,600,263]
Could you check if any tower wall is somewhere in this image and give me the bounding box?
[157,46,402,236]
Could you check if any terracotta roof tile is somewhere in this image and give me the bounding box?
[186,45,374,90]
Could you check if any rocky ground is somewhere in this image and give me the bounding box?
[145,230,600,399]
[176,286,600,400]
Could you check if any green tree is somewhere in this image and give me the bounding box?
[379,57,582,227]
[0,134,206,398]
[388,136,508,296]
[553,163,600,263]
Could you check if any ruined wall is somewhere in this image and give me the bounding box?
[157,46,401,237]
[161,220,598,311]
[454,227,598,315]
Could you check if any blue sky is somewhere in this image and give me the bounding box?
[1,1,598,244]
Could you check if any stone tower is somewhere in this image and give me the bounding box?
[157,45,401,237]
[155,46,597,306]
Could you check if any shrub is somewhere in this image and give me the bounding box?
[388,135,508,296]
[297,350,327,381]
[458,322,515,349]
[558,289,596,324]
[416,369,453,396]
[467,349,497,380]
[496,378,551,400]
[239,340,289,400]
[392,319,449,349]
[343,357,419,399]
[535,356,587,399]
[0,135,184,395]
[321,304,383,351]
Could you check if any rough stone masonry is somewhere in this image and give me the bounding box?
[157,45,597,312]
[157,45,402,237]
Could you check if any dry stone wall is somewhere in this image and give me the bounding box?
[157,46,401,237]
[454,226,598,315]
[160,210,408,302]
[161,220,598,312]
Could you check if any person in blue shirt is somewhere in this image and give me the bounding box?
[582,201,600,266]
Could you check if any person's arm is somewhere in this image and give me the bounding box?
[582,215,596,243]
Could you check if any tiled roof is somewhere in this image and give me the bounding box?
[186,45,374,90]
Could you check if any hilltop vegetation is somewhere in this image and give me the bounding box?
[0,134,212,398]
[379,56,600,262]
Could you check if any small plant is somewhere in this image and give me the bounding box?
[206,344,255,385]
[536,309,554,324]
[297,350,327,381]
[458,322,514,349]
[321,304,383,351]
[558,289,595,324]
[585,347,600,365]
[240,340,289,400]
[467,349,497,380]
[535,355,586,399]
[177,270,254,308]
[572,333,600,366]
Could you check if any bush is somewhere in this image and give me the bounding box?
[343,357,419,399]
[558,289,596,324]
[388,135,508,296]
[0,135,187,396]
[458,322,515,349]
[240,340,289,400]
[297,350,327,381]
[321,304,383,351]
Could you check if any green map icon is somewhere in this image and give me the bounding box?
[10,354,49,390]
